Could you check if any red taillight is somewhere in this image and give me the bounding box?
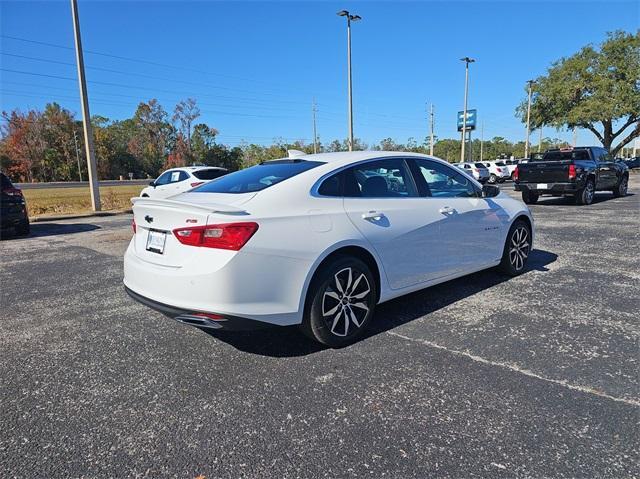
[2,187,23,197]
[513,166,519,182]
[132,218,136,234]
[173,222,258,250]
[473,168,479,173]
[496,168,502,173]
[190,181,204,188]
[568,164,577,180]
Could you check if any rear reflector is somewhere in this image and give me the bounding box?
[173,222,258,250]
[132,218,137,234]
[568,164,577,180]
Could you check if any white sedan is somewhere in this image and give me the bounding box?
[124,151,534,347]
[139,166,228,199]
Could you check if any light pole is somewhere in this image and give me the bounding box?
[460,57,475,162]
[71,0,100,210]
[73,130,83,182]
[524,79,534,159]
[337,10,361,151]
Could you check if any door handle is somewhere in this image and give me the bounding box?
[362,211,385,221]
[439,206,457,215]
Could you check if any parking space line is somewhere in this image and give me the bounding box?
[387,331,640,407]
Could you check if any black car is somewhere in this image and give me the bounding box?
[1,173,30,236]
[622,157,640,169]
[514,147,629,205]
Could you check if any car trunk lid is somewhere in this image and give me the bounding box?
[131,193,255,267]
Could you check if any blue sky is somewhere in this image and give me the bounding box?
[1,0,637,147]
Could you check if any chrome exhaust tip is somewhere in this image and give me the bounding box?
[174,314,225,329]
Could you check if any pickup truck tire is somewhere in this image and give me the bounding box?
[575,178,595,205]
[521,190,539,204]
[612,175,628,198]
[499,219,531,276]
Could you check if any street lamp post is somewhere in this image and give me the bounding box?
[460,57,475,162]
[337,10,361,151]
[524,79,534,159]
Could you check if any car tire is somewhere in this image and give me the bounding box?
[489,174,497,184]
[16,218,30,236]
[301,255,377,348]
[612,176,628,198]
[522,190,539,204]
[499,219,531,276]
[575,178,595,205]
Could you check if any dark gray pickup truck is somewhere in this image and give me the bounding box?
[514,147,629,205]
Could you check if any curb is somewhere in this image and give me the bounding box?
[31,209,133,223]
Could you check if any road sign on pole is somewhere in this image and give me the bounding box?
[457,109,477,132]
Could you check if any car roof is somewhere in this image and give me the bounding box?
[287,150,430,168]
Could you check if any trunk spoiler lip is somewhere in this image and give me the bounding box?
[130,197,248,214]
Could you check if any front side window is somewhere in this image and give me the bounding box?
[343,159,417,198]
[413,159,479,198]
[155,171,173,186]
[194,160,324,194]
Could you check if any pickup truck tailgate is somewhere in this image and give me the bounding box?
[519,161,571,183]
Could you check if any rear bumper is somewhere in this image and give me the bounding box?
[514,182,579,195]
[124,285,273,331]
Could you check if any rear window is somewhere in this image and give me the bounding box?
[474,163,486,168]
[193,160,324,194]
[495,162,506,166]
[541,150,590,161]
[192,168,228,180]
[1,173,12,188]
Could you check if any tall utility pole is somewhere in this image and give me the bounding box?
[337,10,361,151]
[480,121,484,161]
[538,127,543,153]
[572,128,578,147]
[73,130,83,182]
[71,0,100,210]
[429,103,435,156]
[460,57,475,162]
[524,79,534,159]
[312,99,318,154]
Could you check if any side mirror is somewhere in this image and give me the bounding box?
[482,184,500,198]
[149,181,156,187]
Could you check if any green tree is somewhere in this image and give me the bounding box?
[517,31,640,156]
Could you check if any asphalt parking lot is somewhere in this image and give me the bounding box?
[1,177,639,478]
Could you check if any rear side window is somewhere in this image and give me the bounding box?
[343,159,417,198]
[192,169,228,180]
[318,173,342,196]
[542,150,590,161]
[194,160,324,194]
[475,163,487,168]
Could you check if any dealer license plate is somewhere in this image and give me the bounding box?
[536,183,548,190]
[146,230,166,254]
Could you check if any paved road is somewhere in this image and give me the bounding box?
[1,180,639,478]
[15,179,150,189]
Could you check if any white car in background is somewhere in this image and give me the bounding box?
[125,151,533,347]
[454,162,490,183]
[140,166,228,199]
[503,159,522,179]
[483,161,511,183]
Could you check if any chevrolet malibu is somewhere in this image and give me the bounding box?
[124,151,534,347]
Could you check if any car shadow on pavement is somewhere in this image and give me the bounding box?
[25,222,100,238]
[529,192,634,206]
[202,248,558,357]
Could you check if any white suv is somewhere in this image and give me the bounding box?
[140,166,228,199]
[454,162,490,183]
[483,161,511,183]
